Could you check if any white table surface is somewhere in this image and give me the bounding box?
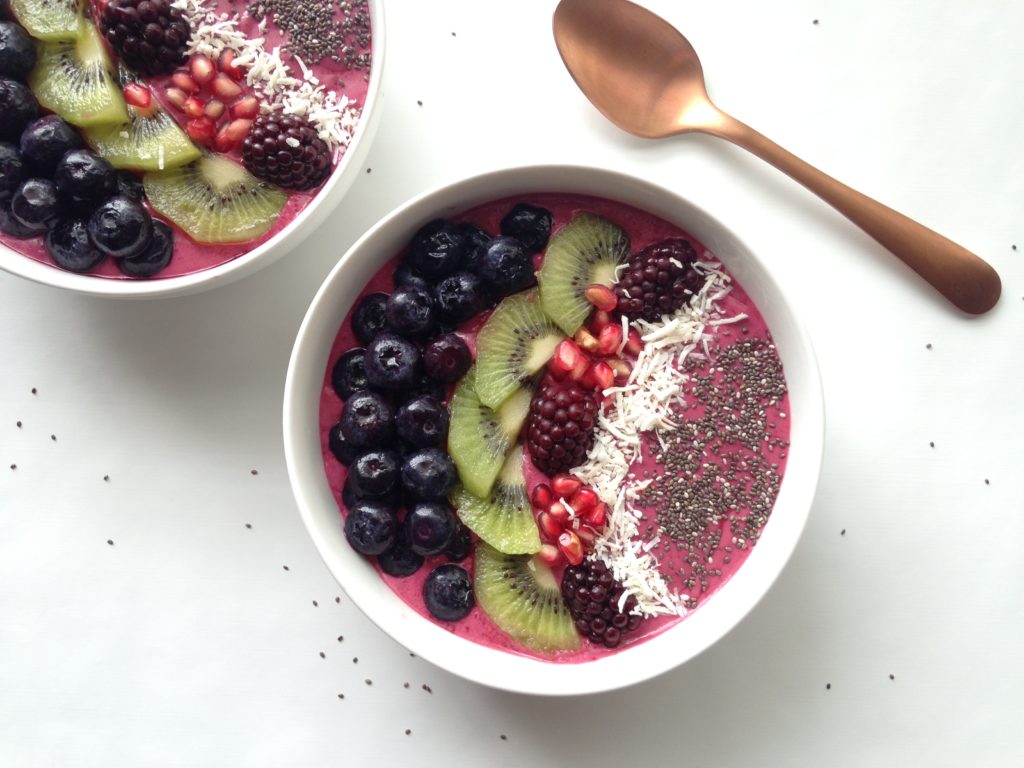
[3,0,1023,765]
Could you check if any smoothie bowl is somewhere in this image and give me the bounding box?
[284,165,824,695]
[0,0,383,297]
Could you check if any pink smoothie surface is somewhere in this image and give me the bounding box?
[318,193,791,663]
[0,2,372,279]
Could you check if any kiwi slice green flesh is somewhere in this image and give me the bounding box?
[28,20,127,127]
[10,0,82,42]
[474,541,580,655]
[448,369,531,498]
[538,212,631,335]
[453,445,540,555]
[143,155,287,244]
[84,107,201,171]
[474,289,564,410]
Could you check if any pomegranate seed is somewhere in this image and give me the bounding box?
[584,283,618,311]
[537,512,562,541]
[230,96,259,120]
[551,473,582,499]
[186,116,216,143]
[558,530,585,565]
[536,543,563,568]
[547,500,570,525]
[625,328,644,356]
[575,525,597,547]
[222,118,252,142]
[171,71,200,94]
[590,310,612,332]
[189,54,215,84]
[547,338,584,379]
[183,96,205,118]
[584,361,615,391]
[585,501,608,528]
[608,358,632,380]
[211,73,242,99]
[570,350,590,380]
[164,87,187,110]
[570,487,598,514]
[219,49,245,81]
[203,99,225,119]
[530,483,553,511]
[122,82,151,109]
[573,327,599,352]
[597,324,623,356]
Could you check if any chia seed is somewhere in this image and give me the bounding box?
[248,0,372,69]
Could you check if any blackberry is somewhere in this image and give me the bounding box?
[100,0,192,77]
[241,112,332,190]
[561,559,642,649]
[524,376,598,476]
[614,238,703,322]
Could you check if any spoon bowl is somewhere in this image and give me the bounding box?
[553,0,1001,314]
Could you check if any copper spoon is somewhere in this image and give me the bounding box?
[552,0,1001,315]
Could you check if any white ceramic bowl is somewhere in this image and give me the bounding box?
[283,164,825,695]
[0,1,385,299]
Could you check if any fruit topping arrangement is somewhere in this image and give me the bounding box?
[0,0,370,278]
[322,194,793,661]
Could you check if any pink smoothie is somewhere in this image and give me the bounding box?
[0,1,372,279]
[318,193,791,662]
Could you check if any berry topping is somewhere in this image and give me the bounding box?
[351,292,390,346]
[434,270,485,325]
[395,395,450,448]
[0,78,37,142]
[423,564,474,622]
[364,332,421,391]
[100,0,192,77]
[348,449,401,498]
[385,283,437,338]
[327,422,358,465]
[405,219,465,279]
[377,527,424,578]
[339,390,395,450]
[499,202,553,253]
[54,150,116,209]
[19,115,82,176]
[614,238,702,321]
[241,111,331,190]
[525,376,599,476]
[10,178,62,234]
[114,170,144,201]
[331,347,370,399]
[117,218,174,277]
[0,200,34,237]
[45,217,106,273]
[0,21,36,81]
[561,559,642,649]
[478,235,535,298]
[0,141,24,202]
[422,332,472,384]
[456,221,491,274]
[400,447,457,500]
[443,523,473,562]
[87,195,153,259]
[343,499,397,556]
[405,500,457,556]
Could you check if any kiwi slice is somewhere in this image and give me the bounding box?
[143,155,287,244]
[83,67,200,171]
[453,445,540,555]
[448,370,531,498]
[474,541,580,655]
[537,212,630,335]
[28,20,127,127]
[474,289,564,410]
[10,0,83,42]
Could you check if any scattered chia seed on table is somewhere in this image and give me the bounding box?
[247,0,372,69]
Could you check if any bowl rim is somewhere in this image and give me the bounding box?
[0,0,386,300]
[283,163,825,695]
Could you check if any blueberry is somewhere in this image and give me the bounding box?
[409,373,446,403]
[444,523,473,563]
[118,219,173,277]
[328,422,358,465]
[0,78,37,142]
[377,527,424,578]
[87,195,153,259]
[405,219,464,278]
[0,141,23,201]
[422,333,472,384]
[406,500,457,556]
[385,283,436,338]
[434,270,484,325]
[364,332,421,391]
[55,149,116,210]
[340,389,395,449]
[423,564,474,622]
[500,202,553,253]
[0,201,33,237]
[331,347,369,399]
[0,22,36,81]
[114,170,145,201]
[343,499,398,556]
[479,235,535,297]
[457,222,491,273]
[344,474,403,508]
[351,292,390,346]
[396,395,449,448]
[10,178,62,234]
[401,447,457,500]
[19,115,82,176]
[393,262,431,292]
[45,217,106,272]
[349,449,400,497]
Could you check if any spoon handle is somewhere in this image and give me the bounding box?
[709,114,1001,314]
